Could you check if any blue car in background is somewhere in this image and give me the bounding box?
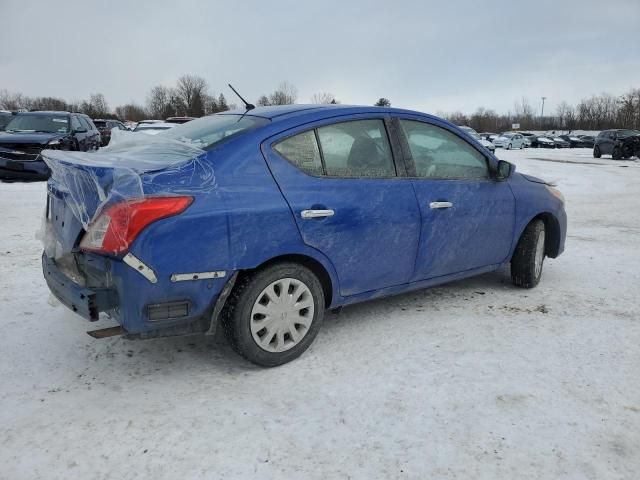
[42,105,566,366]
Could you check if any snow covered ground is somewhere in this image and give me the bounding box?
[1,148,639,479]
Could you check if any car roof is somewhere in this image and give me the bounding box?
[218,104,450,125]
[19,111,71,116]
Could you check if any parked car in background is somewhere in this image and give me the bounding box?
[479,132,497,141]
[551,137,571,148]
[93,119,127,146]
[41,105,566,366]
[133,122,176,135]
[458,125,496,153]
[593,129,640,159]
[166,116,196,124]
[0,110,15,131]
[578,135,595,148]
[0,111,100,181]
[522,134,540,148]
[492,132,526,149]
[537,136,556,148]
[559,135,585,148]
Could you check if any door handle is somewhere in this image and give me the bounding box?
[301,209,335,219]
[429,201,453,209]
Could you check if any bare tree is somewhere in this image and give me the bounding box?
[269,81,297,105]
[311,92,336,104]
[114,103,147,122]
[256,95,271,106]
[175,75,208,117]
[147,85,176,119]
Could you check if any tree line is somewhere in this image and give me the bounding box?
[0,77,340,122]
[438,88,640,132]
[2,77,638,131]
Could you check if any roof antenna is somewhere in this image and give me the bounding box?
[228,84,255,111]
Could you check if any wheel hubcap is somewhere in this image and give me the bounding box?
[250,278,314,353]
[534,230,545,278]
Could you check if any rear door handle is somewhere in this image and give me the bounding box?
[301,209,335,219]
[429,201,453,209]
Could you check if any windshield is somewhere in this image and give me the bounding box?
[617,129,640,139]
[501,133,514,138]
[162,114,270,149]
[6,114,70,134]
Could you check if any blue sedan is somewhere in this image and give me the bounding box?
[41,105,566,366]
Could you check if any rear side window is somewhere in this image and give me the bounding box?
[273,131,323,176]
[400,120,489,180]
[273,119,396,178]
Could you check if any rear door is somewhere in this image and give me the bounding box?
[396,117,515,280]
[262,116,421,297]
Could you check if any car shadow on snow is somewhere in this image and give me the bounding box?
[80,267,515,372]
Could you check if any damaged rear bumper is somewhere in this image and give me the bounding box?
[42,253,118,321]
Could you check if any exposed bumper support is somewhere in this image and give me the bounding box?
[42,253,118,321]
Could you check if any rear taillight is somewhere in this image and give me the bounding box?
[80,196,193,255]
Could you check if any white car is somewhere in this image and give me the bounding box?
[132,122,176,135]
[458,126,496,154]
[492,132,526,149]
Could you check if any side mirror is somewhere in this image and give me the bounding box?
[74,127,87,133]
[496,160,514,180]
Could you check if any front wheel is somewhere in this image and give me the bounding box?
[593,145,601,158]
[222,263,325,367]
[612,147,622,160]
[511,220,546,288]
[507,143,512,150]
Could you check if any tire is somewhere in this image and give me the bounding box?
[511,219,546,288]
[593,145,601,158]
[222,262,325,367]
[520,143,524,149]
[612,147,622,160]
[507,143,512,150]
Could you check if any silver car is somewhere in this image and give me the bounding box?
[493,132,526,149]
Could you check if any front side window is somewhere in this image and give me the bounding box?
[273,119,396,178]
[71,116,82,131]
[400,120,489,180]
[317,120,395,177]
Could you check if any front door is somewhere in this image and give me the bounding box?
[262,117,421,297]
[397,117,516,280]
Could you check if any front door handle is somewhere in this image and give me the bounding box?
[301,209,335,219]
[429,201,453,209]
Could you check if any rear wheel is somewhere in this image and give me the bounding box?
[511,220,546,288]
[222,262,325,367]
[593,145,601,158]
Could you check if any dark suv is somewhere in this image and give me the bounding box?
[93,118,126,146]
[594,129,640,160]
[0,111,101,181]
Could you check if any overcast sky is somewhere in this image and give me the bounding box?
[1,0,639,115]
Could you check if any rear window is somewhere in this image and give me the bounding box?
[93,120,107,128]
[162,114,269,149]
